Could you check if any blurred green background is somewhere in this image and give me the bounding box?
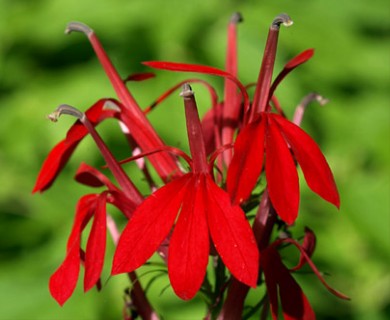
[0,0,389,319]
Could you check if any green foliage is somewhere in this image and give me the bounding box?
[0,0,389,319]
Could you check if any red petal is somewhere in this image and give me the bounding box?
[227,117,266,204]
[66,194,98,251]
[265,114,299,224]
[168,175,209,300]
[49,245,81,306]
[269,49,315,99]
[84,193,107,292]
[75,163,118,190]
[32,99,119,193]
[33,140,77,193]
[112,175,191,274]
[49,194,97,305]
[206,175,259,287]
[124,72,155,82]
[145,78,218,115]
[285,49,315,68]
[272,114,340,208]
[143,61,250,112]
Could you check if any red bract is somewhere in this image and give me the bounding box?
[112,85,259,300]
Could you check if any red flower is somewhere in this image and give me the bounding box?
[112,85,259,300]
[227,111,340,225]
[49,164,137,305]
[225,17,339,224]
[142,16,339,225]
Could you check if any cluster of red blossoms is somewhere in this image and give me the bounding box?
[33,12,349,320]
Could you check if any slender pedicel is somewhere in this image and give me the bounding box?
[48,105,143,203]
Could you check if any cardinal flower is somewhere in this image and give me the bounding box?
[141,14,339,226]
[227,111,340,225]
[49,163,137,306]
[225,14,340,224]
[112,84,259,300]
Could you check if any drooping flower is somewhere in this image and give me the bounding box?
[112,84,259,300]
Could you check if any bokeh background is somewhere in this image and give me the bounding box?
[0,0,389,319]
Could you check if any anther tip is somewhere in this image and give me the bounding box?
[230,12,243,24]
[47,112,59,122]
[65,22,93,36]
[316,94,330,106]
[180,83,194,98]
[272,13,293,29]
[47,104,84,121]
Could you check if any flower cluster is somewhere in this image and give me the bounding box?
[34,12,348,319]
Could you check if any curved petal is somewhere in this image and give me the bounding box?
[143,61,250,113]
[227,117,266,204]
[49,244,81,306]
[269,49,315,99]
[33,140,78,193]
[168,175,209,300]
[84,193,107,292]
[206,175,259,287]
[266,115,299,224]
[112,175,191,274]
[272,114,340,208]
[49,194,97,305]
[75,162,119,190]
